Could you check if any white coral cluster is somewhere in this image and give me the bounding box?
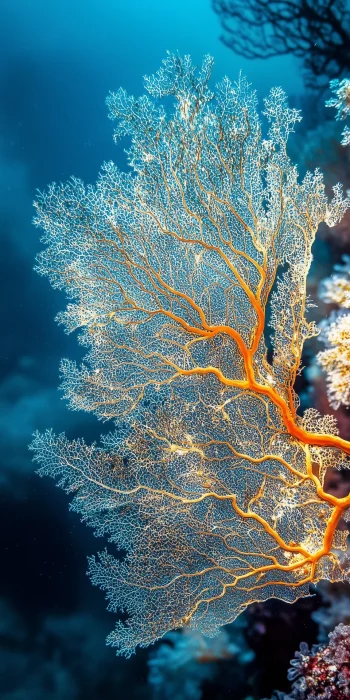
[318,257,350,408]
[327,78,350,146]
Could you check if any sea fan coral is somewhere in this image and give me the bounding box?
[30,53,350,657]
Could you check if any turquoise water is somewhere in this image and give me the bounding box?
[1,2,349,699]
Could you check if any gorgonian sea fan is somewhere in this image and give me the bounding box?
[30,54,350,657]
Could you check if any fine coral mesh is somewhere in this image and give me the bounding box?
[31,54,350,657]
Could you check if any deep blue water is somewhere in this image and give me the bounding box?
[1,2,348,699]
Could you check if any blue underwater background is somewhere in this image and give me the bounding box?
[1,2,350,699]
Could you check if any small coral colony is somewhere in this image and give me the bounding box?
[31,57,350,697]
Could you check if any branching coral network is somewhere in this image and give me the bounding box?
[30,54,350,657]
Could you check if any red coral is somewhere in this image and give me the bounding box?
[282,623,350,699]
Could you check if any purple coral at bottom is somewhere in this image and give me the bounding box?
[271,623,350,699]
